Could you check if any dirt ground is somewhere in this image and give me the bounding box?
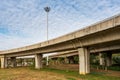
[0,65,120,80]
[0,67,79,80]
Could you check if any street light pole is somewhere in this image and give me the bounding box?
[47,12,48,40]
[44,7,50,66]
[44,7,50,41]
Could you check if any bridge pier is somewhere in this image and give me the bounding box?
[99,53,112,66]
[0,55,8,68]
[10,57,17,67]
[69,56,74,64]
[99,53,105,66]
[23,59,28,66]
[78,48,90,75]
[64,57,69,64]
[35,54,43,69]
[46,56,49,66]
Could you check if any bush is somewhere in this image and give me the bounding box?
[73,56,79,64]
[108,65,120,71]
[90,54,99,65]
[112,56,120,65]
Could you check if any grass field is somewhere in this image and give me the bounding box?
[0,67,120,80]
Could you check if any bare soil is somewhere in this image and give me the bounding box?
[0,67,79,80]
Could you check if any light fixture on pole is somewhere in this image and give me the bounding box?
[44,6,50,41]
[44,6,51,66]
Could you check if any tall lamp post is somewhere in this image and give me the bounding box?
[44,7,50,66]
[44,6,50,41]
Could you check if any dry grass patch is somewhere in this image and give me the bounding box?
[0,67,76,80]
[0,67,120,80]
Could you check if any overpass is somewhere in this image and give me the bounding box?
[0,14,120,75]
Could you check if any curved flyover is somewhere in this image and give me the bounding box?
[0,14,120,75]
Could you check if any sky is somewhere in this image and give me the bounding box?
[0,0,120,51]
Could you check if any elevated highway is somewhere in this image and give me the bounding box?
[0,14,120,74]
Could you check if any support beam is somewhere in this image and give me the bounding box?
[99,53,105,66]
[78,48,90,75]
[11,57,17,67]
[35,54,43,69]
[0,55,8,68]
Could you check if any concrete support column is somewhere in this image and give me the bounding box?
[46,56,49,66]
[69,56,74,64]
[67,57,74,64]
[24,59,27,66]
[99,53,105,66]
[35,54,43,69]
[64,57,69,64]
[22,59,24,66]
[78,48,90,75]
[0,55,8,68]
[20,58,23,67]
[11,57,17,67]
[106,53,112,66]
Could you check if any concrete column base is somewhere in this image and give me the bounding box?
[35,54,43,69]
[46,56,49,66]
[0,55,8,68]
[99,53,105,66]
[78,48,90,75]
[64,57,69,64]
[69,56,74,64]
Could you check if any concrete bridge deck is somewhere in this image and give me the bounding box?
[0,14,120,56]
[0,14,120,75]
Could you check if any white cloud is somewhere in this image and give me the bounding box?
[0,0,120,50]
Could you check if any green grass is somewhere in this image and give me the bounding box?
[30,67,120,80]
[91,64,120,71]
[66,77,76,80]
[0,67,120,80]
[108,66,120,71]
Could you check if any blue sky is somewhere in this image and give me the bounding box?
[0,0,120,50]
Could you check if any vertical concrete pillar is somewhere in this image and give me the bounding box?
[24,59,27,66]
[35,54,43,69]
[22,59,25,66]
[68,57,73,64]
[67,57,70,64]
[46,56,49,66]
[69,56,74,64]
[11,57,17,67]
[106,53,112,66]
[20,58,23,67]
[99,53,105,66]
[64,57,69,64]
[78,48,90,75]
[0,55,8,68]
